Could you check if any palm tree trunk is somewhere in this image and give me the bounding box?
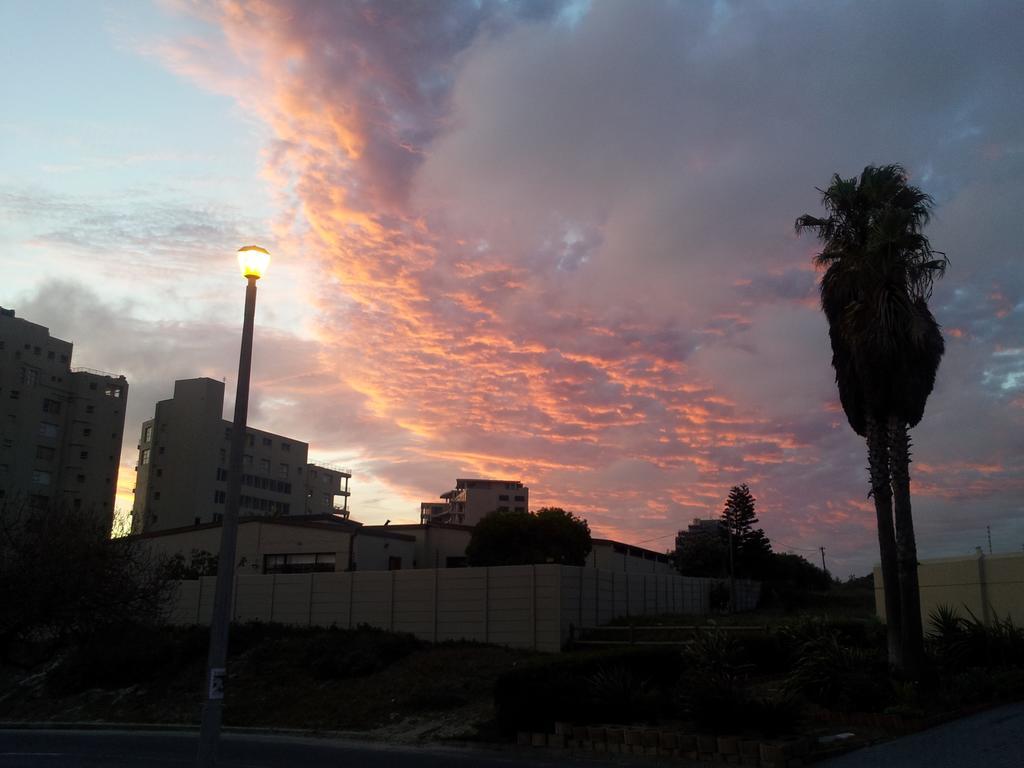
[867,415,902,670]
[889,416,925,679]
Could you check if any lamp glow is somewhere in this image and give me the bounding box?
[237,245,270,279]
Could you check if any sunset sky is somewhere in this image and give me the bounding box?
[2,0,1021,575]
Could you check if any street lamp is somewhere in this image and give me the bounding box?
[197,245,269,767]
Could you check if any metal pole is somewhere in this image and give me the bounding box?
[820,546,827,574]
[197,275,258,767]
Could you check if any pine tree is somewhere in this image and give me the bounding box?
[720,484,772,576]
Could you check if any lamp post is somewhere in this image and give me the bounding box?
[197,245,270,767]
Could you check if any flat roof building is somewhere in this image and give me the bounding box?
[420,478,529,526]
[131,377,350,533]
[0,307,128,532]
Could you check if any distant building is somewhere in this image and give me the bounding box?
[589,539,675,574]
[0,307,128,532]
[420,478,529,526]
[137,514,416,573]
[130,378,350,533]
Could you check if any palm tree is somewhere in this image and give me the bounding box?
[796,164,946,677]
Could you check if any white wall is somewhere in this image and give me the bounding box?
[168,565,760,652]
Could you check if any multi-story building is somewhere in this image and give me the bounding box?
[0,307,128,531]
[420,478,529,526]
[130,377,350,533]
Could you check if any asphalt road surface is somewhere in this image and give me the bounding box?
[3,704,1022,768]
[818,702,1024,768]
[0,730,665,768]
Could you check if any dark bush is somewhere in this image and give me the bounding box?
[784,633,891,712]
[48,623,208,695]
[494,647,684,733]
[927,605,1024,669]
[306,625,422,679]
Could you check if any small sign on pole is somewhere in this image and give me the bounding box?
[208,668,225,700]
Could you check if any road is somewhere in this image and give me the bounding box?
[818,702,1024,768]
[0,729,664,768]
[3,704,1022,768]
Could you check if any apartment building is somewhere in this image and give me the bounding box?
[420,478,529,526]
[131,377,350,533]
[0,307,128,531]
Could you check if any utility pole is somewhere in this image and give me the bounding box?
[820,546,827,575]
[987,526,993,554]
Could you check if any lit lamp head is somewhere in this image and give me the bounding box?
[237,245,270,279]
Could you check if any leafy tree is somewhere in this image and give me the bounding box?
[534,507,592,566]
[797,164,946,677]
[0,499,173,660]
[720,484,772,577]
[674,521,728,577]
[466,507,592,567]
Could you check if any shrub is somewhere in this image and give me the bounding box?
[306,625,422,679]
[784,633,891,712]
[494,647,683,733]
[48,623,208,695]
[927,605,1024,669]
[678,630,749,732]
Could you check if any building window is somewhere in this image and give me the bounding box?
[82,428,92,438]
[388,556,403,571]
[38,422,59,439]
[156,468,162,477]
[141,449,151,465]
[31,470,52,486]
[216,468,227,481]
[104,384,122,398]
[259,458,271,474]
[263,552,335,574]
[29,494,49,510]
[213,490,226,503]
[262,437,272,447]
[35,445,55,460]
[278,463,289,478]
[2,439,12,448]
[219,448,226,465]
[60,353,67,363]
[514,495,525,502]
[42,398,62,414]
[142,425,153,442]
[281,442,291,453]
[76,474,85,483]
[47,350,54,360]
[224,427,232,440]
[21,368,38,386]
[9,390,19,400]
[85,405,95,414]
[247,433,254,447]
[243,454,253,466]
[158,445,164,454]
[153,491,161,500]
[515,507,525,513]
[322,493,331,506]
[498,494,509,501]
[80,450,88,460]
[89,382,97,390]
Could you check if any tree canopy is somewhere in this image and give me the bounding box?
[466,507,592,567]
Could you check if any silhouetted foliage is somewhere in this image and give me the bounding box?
[0,500,173,660]
[721,484,772,578]
[674,521,728,577]
[161,548,219,579]
[797,163,948,677]
[465,507,591,567]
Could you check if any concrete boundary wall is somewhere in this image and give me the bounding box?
[167,565,760,652]
[874,551,1024,626]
